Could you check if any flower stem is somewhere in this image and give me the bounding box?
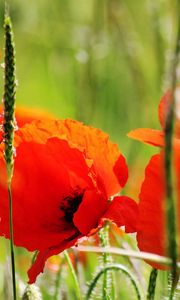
[164,0,180,291]
[98,223,115,300]
[3,10,17,300]
[64,250,81,300]
[168,271,180,300]
[54,265,62,300]
[147,268,158,300]
[53,257,65,300]
[8,185,16,300]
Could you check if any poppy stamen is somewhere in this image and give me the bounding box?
[60,192,83,223]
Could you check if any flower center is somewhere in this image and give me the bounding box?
[60,192,83,223]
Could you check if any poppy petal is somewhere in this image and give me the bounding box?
[101,196,138,233]
[128,128,164,147]
[73,190,107,235]
[137,153,167,269]
[28,234,81,284]
[16,119,128,197]
[113,155,128,189]
[0,113,132,284]
[0,138,92,251]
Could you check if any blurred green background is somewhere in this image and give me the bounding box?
[0,0,176,162]
[0,1,179,299]
[0,0,177,202]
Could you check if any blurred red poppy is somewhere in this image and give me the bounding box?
[0,118,138,283]
[128,90,180,268]
[0,106,52,142]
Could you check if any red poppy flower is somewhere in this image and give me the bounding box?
[128,89,180,268]
[0,118,138,283]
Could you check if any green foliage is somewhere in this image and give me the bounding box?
[85,263,142,300]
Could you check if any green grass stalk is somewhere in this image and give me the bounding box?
[53,258,65,300]
[77,246,180,267]
[147,268,158,300]
[64,250,82,300]
[164,0,180,296]
[3,11,17,300]
[98,223,115,300]
[86,264,142,300]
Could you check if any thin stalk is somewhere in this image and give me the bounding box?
[54,267,62,300]
[164,0,180,295]
[98,225,110,299]
[147,268,158,300]
[64,250,81,300]
[54,258,65,300]
[98,224,115,300]
[3,11,17,300]
[31,250,38,265]
[7,185,16,300]
[77,246,180,267]
[86,264,142,300]
[168,271,180,300]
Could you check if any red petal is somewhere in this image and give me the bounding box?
[28,234,81,283]
[0,138,92,251]
[0,107,52,148]
[73,190,107,235]
[113,155,128,188]
[16,119,128,197]
[128,128,164,147]
[101,196,138,233]
[137,153,167,269]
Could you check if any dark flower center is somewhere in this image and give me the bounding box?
[60,192,83,223]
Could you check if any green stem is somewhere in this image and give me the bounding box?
[164,0,180,293]
[168,271,180,300]
[98,226,110,299]
[77,246,178,267]
[64,250,81,300]
[3,10,17,300]
[86,264,142,300]
[8,184,16,300]
[54,267,62,300]
[31,250,38,265]
[53,258,65,300]
[98,224,115,300]
[147,268,158,300]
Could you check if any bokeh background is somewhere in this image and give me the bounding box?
[0,1,178,201]
[0,1,179,299]
[0,1,177,159]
